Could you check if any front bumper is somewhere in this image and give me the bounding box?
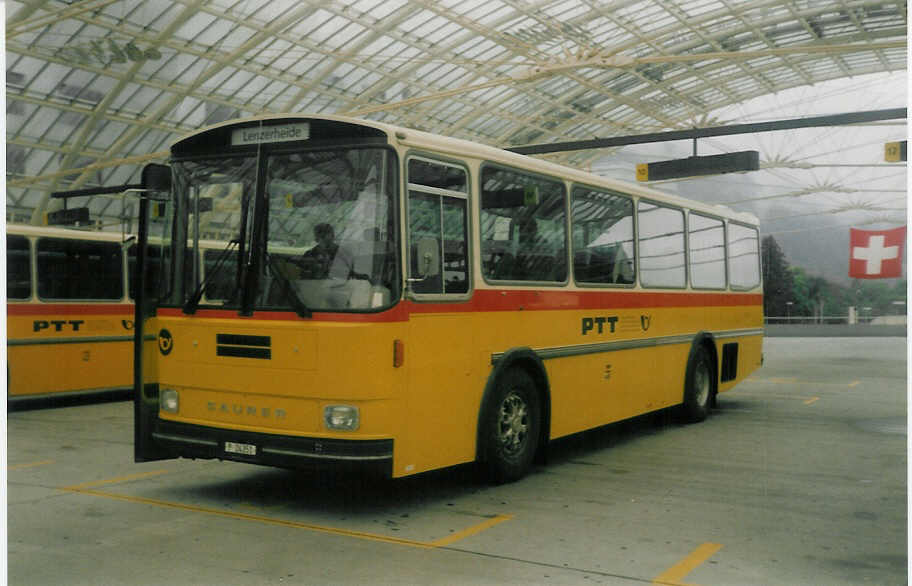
[152,419,393,473]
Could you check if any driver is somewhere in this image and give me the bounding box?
[301,223,339,278]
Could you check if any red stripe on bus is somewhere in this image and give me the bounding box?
[7,303,134,316]
[407,289,762,313]
[156,305,410,323]
[155,290,760,322]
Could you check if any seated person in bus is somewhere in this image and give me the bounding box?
[299,223,340,278]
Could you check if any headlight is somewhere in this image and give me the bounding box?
[324,405,359,431]
[160,388,179,413]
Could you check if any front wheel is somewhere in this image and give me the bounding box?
[681,345,715,423]
[479,368,541,484]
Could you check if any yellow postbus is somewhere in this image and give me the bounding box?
[134,115,763,482]
[6,223,238,404]
[6,225,145,402]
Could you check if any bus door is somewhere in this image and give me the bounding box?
[402,157,475,476]
[133,165,177,462]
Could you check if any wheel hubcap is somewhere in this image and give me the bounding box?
[498,391,529,456]
[694,362,710,406]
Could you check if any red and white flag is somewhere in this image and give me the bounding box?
[849,226,906,279]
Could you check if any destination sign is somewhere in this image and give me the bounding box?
[231,123,310,146]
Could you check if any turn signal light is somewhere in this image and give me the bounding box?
[393,339,405,368]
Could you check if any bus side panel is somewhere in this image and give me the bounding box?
[717,333,764,394]
[9,342,132,396]
[513,300,762,441]
[545,343,690,439]
[7,310,135,396]
[397,311,479,477]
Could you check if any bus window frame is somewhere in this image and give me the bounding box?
[405,152,473,302]
[636,198,688,290]
[569,182,637,289]
[167,144,403,314]
[35,235,126,302]
[726,220,762,291]
[127,242,166,302]
[7,233,34,301]
[478,162,570,287]
[686,210,728,291]
[261,142,403,313]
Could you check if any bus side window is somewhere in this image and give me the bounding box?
[728,223,761,290]
[688,214,726,289]
[37,237,124,300]
[570,186,635,285]
[128,244,163,301]
[637,201,686,288]
[7,235,31,300]
[407,157,469,296]
[480,166,567,283]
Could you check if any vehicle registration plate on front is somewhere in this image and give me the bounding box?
[224,441,257,456]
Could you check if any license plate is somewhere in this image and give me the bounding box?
[224,441,257,456]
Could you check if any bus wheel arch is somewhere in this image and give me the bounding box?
[477,348,550,483]
[681,333,718,422]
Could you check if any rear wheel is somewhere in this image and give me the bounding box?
[480,368,540,484]
[681,345,714,422]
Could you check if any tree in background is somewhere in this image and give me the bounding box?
[850,279,908,319]
[761,235,793,318]
[763,235,906,321]
[790,268,846,322]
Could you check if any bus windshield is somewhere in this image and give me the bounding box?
[166,147,399,313]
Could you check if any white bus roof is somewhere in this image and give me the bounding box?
[172,113,760,226]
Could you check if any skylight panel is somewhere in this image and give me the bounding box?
[173,13,220,45]
[466,1,513,25]
[230,73,274,106]
[398,9,445,39]
[168,96,206,128]
[324,19,369,51]
[287,10,341,44]
[682,1,726,19]
[257,81,294,112]
[541,0,589,20]
[350,0,407,20]
[107,82,157,115]
[87,120,129,152]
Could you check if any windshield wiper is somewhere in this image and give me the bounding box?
[265,252,312,318]
[182,239,239,315]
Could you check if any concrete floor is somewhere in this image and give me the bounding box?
[7,337,907,585]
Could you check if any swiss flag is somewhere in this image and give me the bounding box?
[849,226,906,279]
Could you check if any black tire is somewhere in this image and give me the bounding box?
[681,345,715,423]
[479,368,541,484]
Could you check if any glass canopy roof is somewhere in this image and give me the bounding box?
[5,0,907,228]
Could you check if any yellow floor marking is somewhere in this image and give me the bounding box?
[62,486,435,548]
[803,397,820,405]
[430,514,513,547]
[62,469,170,490]
[8,459,55,470]
[653,542,723,585]
[746,377,859,388]
[60,477,511,550]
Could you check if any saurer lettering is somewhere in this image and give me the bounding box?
[208,402,287,420]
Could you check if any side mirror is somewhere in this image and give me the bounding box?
[415,237,440,278]
[141,163,172,197]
